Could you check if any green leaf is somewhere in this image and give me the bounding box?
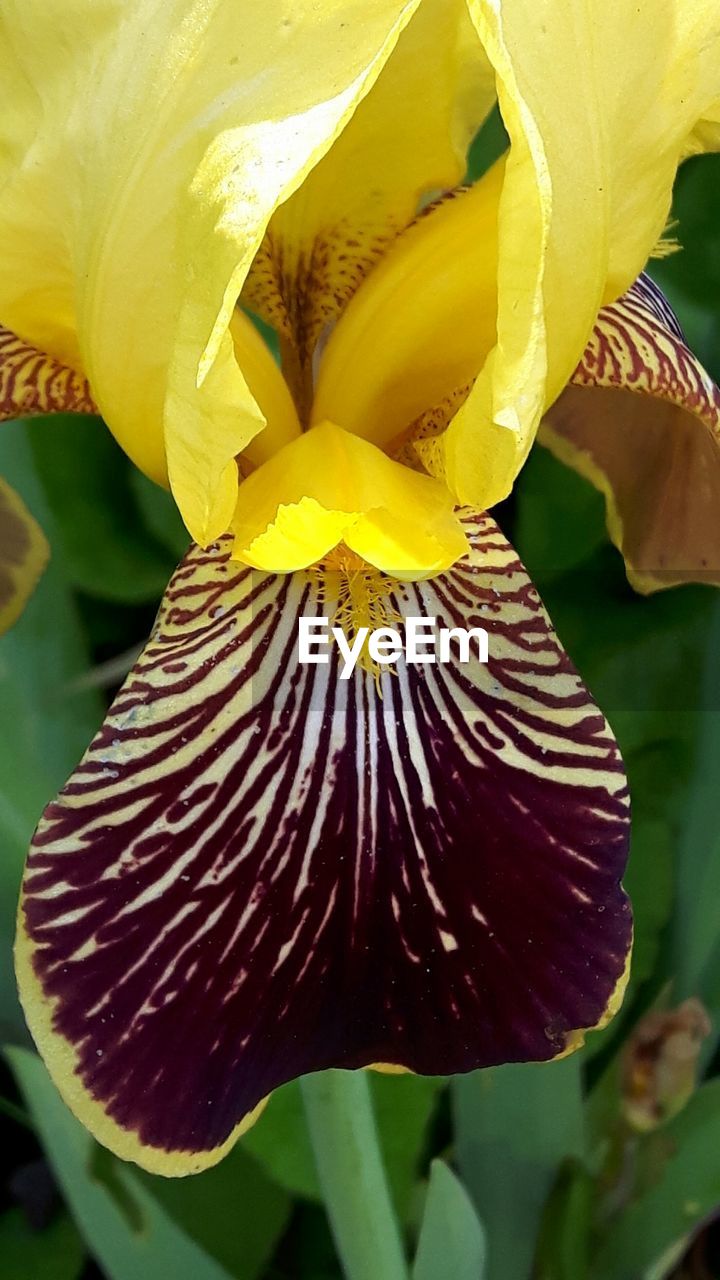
[0,1208,85,1280]
[242,1074,441,1223]
[453,1058,585,1280]
[7,1048,288,1280]
[135,1148,291,1280]
[0,422,102,1035]
[535,1161,593,1280]
[593,1079,720,1280]
[652,154,720,352]
[301,1071,408,1280]
[374,1075,445,1222]
[412,1161,485,1280]
[240,1081,318,1201]
[621,815,673,992]
[27,415,178,603]
[129,468,189,561]
[466,102,508,182]
[513,447,607,581]
[672,603,720,1006]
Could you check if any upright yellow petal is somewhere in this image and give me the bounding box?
[0,0,425,539]
[312,163,502,448]
[244,0,493,383]
[443,0,720,512]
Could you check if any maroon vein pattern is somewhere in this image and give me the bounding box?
[0,325,95,421]
[544,273,720,590]
[571,273,720,427]
[20,513,631,1162]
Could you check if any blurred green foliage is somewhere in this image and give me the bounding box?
[0,142,719,1280]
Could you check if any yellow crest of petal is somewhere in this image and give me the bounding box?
[230,422,468,577]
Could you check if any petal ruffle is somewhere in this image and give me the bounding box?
[442,0,720,514]
[0,0,425,539]
[18,513,631,1175]
[0,476,49,634]
[0,325,95,423]
[542,274,720,593]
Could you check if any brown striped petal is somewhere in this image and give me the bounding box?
[0,476,49,634]
[542,274,720,593]
[17,513,631,1175]
[0,325,95,422]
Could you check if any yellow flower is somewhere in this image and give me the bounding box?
[1,0,719,577]
[3,1,720,1175]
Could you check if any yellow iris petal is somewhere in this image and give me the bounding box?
[440,0,720,513]
[231,422,468,577]
[313,160,502,448]
[0,0,425,541]
[245,0,494,364]
[228,312,301,468]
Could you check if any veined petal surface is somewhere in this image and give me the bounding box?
[542,274,720,593]
[0,0,424,539]
[445,0,720,513]
[0,325,95,422]
[18,514,630,1175]
[0,476,49,634]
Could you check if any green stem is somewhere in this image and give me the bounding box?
[301,1071,409,1280]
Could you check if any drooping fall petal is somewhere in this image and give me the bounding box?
[442,0,720,515]
[18,512,630,1175]
[542,274,720,592]
[0,0,425,540]
[0,476,49,635]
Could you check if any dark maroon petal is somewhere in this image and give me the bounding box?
[17,512,631,1173]
[543,272,720,592]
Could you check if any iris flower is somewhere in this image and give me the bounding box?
[2,0,719,1175]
